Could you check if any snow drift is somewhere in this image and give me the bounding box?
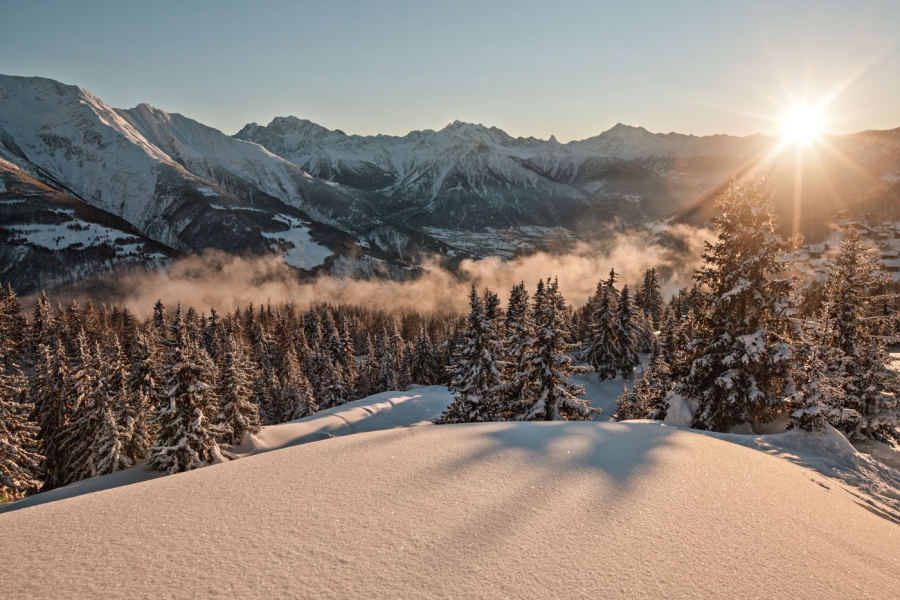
[1,418,898,598]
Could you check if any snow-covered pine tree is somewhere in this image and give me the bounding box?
[409,326,442,385]
[0,340,42,499]
[63,339,132,482]
[29,339,75,490]
[104,336,140,467]
[215,333,262,445]
[125,329,159,459]
[614,355,672,421]
[151,299,167,336]
[0,284,27,361]
[148,309,225,474]
[274,345,317,423]
[25,291,54,365]
[303,322,342,410]
[356,333,381,398]
[438,287,506,423]
[793,227,900,442]
[678,178,797,432]
[584,277,618,380]
[635,268,665,330]
[614,285,642,379]
[248,318,280,423]
[517,278,596,421]
[498,282,534,416]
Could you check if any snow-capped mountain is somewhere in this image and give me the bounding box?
[235,117,681,234]
[0,157,176,293]
[2,73,900,293]
[0,76,425,293]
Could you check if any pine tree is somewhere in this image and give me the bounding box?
[438,287,506,423]
[148,309,225,474]
[275,345,317,423]
[215,333,262,445]
[614,285,642,379]
[0,342,43,499]
[635,268,665,329]
[678,179,798,432]
[30,339,75,490]
[584,277,618,380]
[516,278,596,421]
[124,330,159,459]
[614,355,672,421]
[64,339,132,482]
[409,326,442,385]
[356,333,381,398]
[793,227,900,442]
[499,282,535,416]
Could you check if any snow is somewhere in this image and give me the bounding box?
[196,185,218,197]
[1,418,899,598]
[262,214,333,270]
[236,386,451,453]
[6,220,133,250]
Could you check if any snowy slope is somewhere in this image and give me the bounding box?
[0,386,453,513]
[1,420,898,598]
[235,117,678,232]
[0,76,373,272]
[0,157,177,293]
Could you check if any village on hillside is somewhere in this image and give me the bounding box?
[788,211,900,280]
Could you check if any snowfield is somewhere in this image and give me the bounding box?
[1,383,899,598]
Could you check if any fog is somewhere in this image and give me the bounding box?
[41,223,714,316]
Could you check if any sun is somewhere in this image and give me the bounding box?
[781,105,824,145]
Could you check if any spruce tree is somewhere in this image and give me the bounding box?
[678,179,798,432]
[275,345,317,423]
[793,227,900,442]
[30,340,75,490]
[216,333,262,445]
[500,282,535,416]
[635,268,665,329]
[356,334,381,398]
[409,326,442,385]
[438,287,506,423]
[0,343,42,499]
[124,330,159,459]
[148,309,224,474]
[584,277,618,380]
[614,285,642,378]
[517,279,596,421]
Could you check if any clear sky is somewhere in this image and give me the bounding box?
[2,0,898,141]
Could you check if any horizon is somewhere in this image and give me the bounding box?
[1,1,898,142]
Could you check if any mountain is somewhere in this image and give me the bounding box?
[0,76,441,293]
[673,128,900,240]
[0,157,177,293]
[235,117,682,238]
[2,73,900,294]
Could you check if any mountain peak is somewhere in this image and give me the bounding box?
[605,123,649,135]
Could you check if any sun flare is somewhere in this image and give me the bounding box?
[781,105,824,145]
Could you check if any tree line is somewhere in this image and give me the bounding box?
[2,177,899,500]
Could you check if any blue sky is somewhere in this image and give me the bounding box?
[2,0,898,141]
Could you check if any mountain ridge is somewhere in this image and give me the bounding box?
[2,74,900,294]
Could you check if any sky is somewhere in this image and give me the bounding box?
[1,0,898,142]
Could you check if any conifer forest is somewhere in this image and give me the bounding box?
[2,180,899,501]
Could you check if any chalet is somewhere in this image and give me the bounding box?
[808,244,825,258]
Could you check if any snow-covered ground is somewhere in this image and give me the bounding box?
[262,214,333,270]
[2,379,899,597]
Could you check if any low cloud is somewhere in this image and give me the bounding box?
[43,223,714,316]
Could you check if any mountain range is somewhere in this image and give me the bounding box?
[2,74,899,294]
